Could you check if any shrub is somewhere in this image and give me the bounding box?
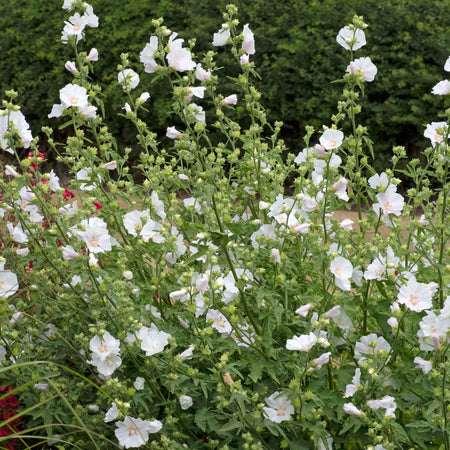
[0,2,449,449]
[1,0,449,166]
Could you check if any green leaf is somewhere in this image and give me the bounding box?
[216,418,242,434]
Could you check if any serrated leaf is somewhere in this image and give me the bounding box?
[216,418,242,434]
[248,361,264,383]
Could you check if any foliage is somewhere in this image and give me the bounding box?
[0,0,449,165]
[0,2,450,449]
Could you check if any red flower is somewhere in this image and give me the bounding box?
[26,151,46,173]
[93,201,102,210]
[63,189,75,199]
[0,385,21,449]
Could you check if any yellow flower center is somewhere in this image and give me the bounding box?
[383,201,393,212]
[127,425,138,436]
[89,238,99,248]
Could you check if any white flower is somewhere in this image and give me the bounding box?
[213,27,230,46]
[319,129,344,150]
[364,246,399,281]
[263,392,294,423]
[166,33,196,72]
[424,121,448,147]
[115,416,162,448]
[196,63,211,81]
[295,303,313,317]
[397,278,434,312]
[387,317,398,329]
[134,377,145,390]
[62,0,74,9]
[0,271,19,298]
[178,345,194,360]
[343,402,363,416]
[140,36,159,73]
[445,56,450,72]
[123,210,150,236]
[104,402,119,423]
[354,333,391,365]
[240,54,249,65]
[137,324,171,356]
[179,395,193,410]
[206,309,232,335]
[89,331,121,361]
[431,80,450,95]
[340,218,354,230]
[286,332,317,351]
[65,61,78,75]
[61,13,88,44]
[271,248,281,263]
[102,160,117,170]
[312,352,331,369]
[250,223,278,249]
[16,248,30,257]
[7,222,28,243]
[138,92,150,103]
[83,5,99,28]
[325,305,353,331]
[242,24,255,55]
[71,275,81,287]
[332,177,349,201]
[118,69,140,90]
[346,57,377,82]
[367,395,397,418]
[418,311,450,349]
[373,186,404,217]
[86,48,98,61]
[165,228,186,263]
[79,105,97,119]
[77,217,112,254]
[59,83,89,109]
[5,165,18,177]
[344,368,361,398]
[330,256,353,291]
[48,170,62,191]
[169,288,188,301]
[336,26,366,51]
[151,191,166,220]
[185,86,206,101]
[123,271,133,280]
[222,94,237,105]
[368,172,390,190]
[88,352,122,377]
[0,110,33,153]
[166,126,181,139]
[188,103,205,122]
[414,356,432,374]
[48,104,64,119]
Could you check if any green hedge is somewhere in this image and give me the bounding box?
[1,0,449,165]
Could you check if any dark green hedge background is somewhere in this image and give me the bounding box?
[1,0,449,166]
